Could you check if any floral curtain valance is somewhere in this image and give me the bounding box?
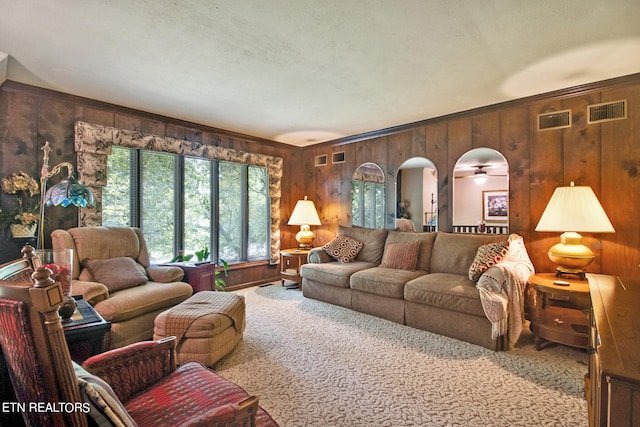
[74,121,282,263]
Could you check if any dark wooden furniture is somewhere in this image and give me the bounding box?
[166,261,218,292]
[527,273,590,350]
[280,248,310,289]
[586,274,640,427]
[63,298,111,363]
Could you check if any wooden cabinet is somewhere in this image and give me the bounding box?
[166,262,218,292]
[280,249,309,289]
[587,274,640,427]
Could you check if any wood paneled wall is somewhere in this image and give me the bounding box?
[300,75,640,278]
[2,76,639,280]
[0,82,289,285]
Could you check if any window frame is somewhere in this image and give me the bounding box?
[103,146,271,264]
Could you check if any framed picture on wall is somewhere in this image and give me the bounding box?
[483,190,508,221]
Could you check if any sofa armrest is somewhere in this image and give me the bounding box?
[185,396,259,426]
[72,279,109,305]
[146,265,185,282]
[308,247,332,263]
[83,337,176,403]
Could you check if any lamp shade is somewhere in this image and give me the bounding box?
[44,175,96,208]
[288,197,321,226]
[535,182,614,233]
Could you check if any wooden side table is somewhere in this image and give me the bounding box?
[63,298,111,363]
[280,248,310,289]
[163,262,218,292]
[527,273,590,350]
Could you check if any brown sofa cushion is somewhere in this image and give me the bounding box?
[83,257,148,292]
[323,234,364,263]
[383,231,437,272]
[430,232,505,275]
[404,273,486,317]
[301,261,376,288]
[350,267,426,299]
[380,241,420,270]
[338,226,388,264]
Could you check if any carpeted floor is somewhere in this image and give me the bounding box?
[216,284,588,427]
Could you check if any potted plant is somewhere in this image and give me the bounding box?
[214,258,229,291]
[0,171,40,238]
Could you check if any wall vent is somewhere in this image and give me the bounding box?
[537,110,571,131]
[588,99,626,124]
[332,151,345,164]
[315,154,327,166]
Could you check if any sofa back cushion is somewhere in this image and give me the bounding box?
[430,232,506,275]
[338,226,388,264]
[384,231,437,272]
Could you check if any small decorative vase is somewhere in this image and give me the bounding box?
[34,248,76,322]
[10,223,37,238]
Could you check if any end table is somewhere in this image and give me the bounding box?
[280,248,310,289]
[527,273,590,350]
[63,298,111,363]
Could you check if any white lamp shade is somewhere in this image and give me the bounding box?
[535,183,614,233]
[288,197,321,226]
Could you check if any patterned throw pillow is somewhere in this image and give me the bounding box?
[323,234,364,263]
[380,241,420,270]
[73,362,137,427]
[468,241,509,282]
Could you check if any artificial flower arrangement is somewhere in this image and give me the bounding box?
[0,171,40,234]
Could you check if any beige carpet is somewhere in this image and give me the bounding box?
[216,284,588,427]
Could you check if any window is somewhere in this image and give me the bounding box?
[352,180,385,228]
[103,146,270,264]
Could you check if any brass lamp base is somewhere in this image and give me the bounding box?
[548,232,594,281]
[295,225,315,249]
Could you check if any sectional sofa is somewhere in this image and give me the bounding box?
[300,226,534,350]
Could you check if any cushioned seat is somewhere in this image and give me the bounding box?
[404,273,486,317]
[154,291,246,366]
[302,261,377,288]
[351,267,426,299]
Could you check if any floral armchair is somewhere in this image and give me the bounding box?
[0,251,279,427]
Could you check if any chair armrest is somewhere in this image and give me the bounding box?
[72,280,109,305]
[184,396,259,426]
[146,265,185,282]
[308,247,332,263]
[82,337,177,403]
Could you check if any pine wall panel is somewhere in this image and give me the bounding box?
[302,75,640,278]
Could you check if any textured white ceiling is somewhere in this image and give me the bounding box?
[1,1,639,146]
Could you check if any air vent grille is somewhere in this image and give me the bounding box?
[588,100,626,124]
[332,151,345,164]
[537,110,571,131]
[315,154,327,166]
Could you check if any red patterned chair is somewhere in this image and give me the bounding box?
[0,248,279,427]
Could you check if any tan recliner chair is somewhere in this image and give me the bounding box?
[52,226,193,350]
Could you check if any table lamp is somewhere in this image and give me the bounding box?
[535,182,614,279]
[288,196,321,249]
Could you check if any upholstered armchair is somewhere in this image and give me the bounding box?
[0,252,279,427]
[51,226,193,349]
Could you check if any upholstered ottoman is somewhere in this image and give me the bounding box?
[153,291,246,366]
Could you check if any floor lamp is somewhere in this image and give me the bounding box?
[37,141,95,250]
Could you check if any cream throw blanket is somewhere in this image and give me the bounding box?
[476,234,534,349]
